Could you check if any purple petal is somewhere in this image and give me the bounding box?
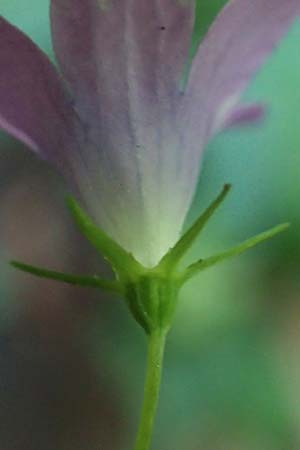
[50,0,195,266]
[173,0,299,249]
[185,0,299,141]
[220,103,267,131]
[0,16,76,167]
[51,0,193,122]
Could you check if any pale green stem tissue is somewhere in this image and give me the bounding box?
[134,330,167,450]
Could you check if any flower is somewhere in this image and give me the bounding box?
[0,0,298,267]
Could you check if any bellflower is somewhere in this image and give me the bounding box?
[0,0,298,268]
[1,3,299,449]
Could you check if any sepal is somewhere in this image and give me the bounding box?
[159,184,231,271]
[179,222,290,284]
[67,196,141,276]
[11,260,122,293]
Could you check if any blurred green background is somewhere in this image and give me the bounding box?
[0,1,300,449]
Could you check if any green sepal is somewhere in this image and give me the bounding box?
[179,222,290,284]
[159,184,231,271]
[67,197,141,275]
[11,260,122,293]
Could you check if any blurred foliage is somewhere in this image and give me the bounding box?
[0,1,300,450]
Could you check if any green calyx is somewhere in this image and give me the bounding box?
[123,270,181,334]
[11,184,289,334]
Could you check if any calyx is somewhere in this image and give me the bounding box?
[11,184,289,333]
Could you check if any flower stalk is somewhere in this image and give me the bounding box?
[134,329,167,450]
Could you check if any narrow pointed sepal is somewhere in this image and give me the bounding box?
[159,184,231,271]
[66,197,141,275]
[11,260,122,293]
[179,223,290,284]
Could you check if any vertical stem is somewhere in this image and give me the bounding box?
[134,329,167,450]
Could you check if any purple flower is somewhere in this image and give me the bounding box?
[0,0,298,267]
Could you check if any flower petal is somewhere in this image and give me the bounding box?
[185,0,299,140]
[221,103,266,131]
[50,0,194,123]
[172,0,299,251]
[0,16,76,167]
[50,0,195,267]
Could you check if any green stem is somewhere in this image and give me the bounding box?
[134,329,167,450]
